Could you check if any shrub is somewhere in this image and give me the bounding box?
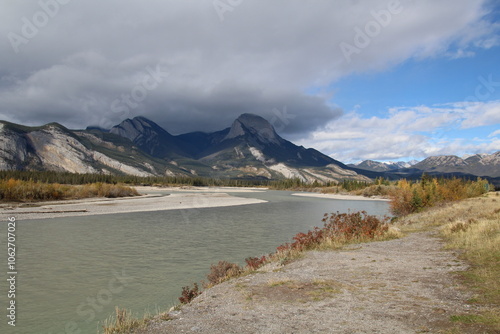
[276,211,389,254]
[178,283,201,304]
[0,179,139,202]
[389,177,492,216]
[245,256,267,270]
[206,261,242,285]
[102,307,141,334]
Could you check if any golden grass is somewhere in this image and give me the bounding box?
[101,307,149,334]
[0,178,139,202]
[267,278,293,287]
[395,193,500,331]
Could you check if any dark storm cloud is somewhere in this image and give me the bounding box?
[0,0,495,139]
[139,83,340,136]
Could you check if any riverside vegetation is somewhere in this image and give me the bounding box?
[0,169,494,200]
[102,177,497,333]
[0,178,139,201]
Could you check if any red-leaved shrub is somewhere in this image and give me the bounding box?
[179,283,201,304]
[206,261,242,285]
[276,211,389,253]
[245,256,267,270]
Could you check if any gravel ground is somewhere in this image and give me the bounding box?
[137,231,487,334]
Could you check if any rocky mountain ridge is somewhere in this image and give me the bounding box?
[353,153,500,178]
[2,114,499,184]
[348,160,416,172]
[0,115,369,183]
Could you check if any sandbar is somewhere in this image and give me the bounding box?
[134,186,267,193]
[0,187,267,221]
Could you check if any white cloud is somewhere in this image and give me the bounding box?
[459,101,500,128]
[489,129,500,138]
[298,100,500,162]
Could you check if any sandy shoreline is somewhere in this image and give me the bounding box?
[291,192,389,201]
[0,187,267,221]
[134,186,267,193]
[0,187,389,221]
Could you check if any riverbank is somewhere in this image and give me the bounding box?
[131,194,498,334]
[0,187,267,221]
[291,192,389,201]
[137,231,473,333]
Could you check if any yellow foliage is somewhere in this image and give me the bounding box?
[0,179,139,202]
[389,176,492,216]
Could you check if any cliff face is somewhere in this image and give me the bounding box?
[0,122,157,176]
[0,123,31,170]
[26,125,100,174]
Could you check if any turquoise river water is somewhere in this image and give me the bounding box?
[0,190,389,334]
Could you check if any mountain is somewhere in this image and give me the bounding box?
[109,116,187,159]
[0,120,179,176]
[0,114,370,183]
[412,153,500,178]
[184,113,365,182]
[349,160,416,172]
[196,113,338,166]
[352,154,500,187]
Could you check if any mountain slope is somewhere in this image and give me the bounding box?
[109,116,188,159]
[197,113,340,167]
[0,121,189,177]
[0,114,370,183]
[181,113,367,182]
[349,160,415,172]
[412,153,500,178]
[464,153,500,177]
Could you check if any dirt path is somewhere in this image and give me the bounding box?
[139,231,483,333]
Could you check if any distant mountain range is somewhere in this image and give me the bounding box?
[1,114,499,186]
[351,153,500,180]
[348,160,418,172]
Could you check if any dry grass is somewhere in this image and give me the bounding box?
[441,197,499,306]
[395,192,500,331]
[101,307,150,334]
[0,178,139,202]
[267,278,293,287]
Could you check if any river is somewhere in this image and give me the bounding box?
[0,190,389,334]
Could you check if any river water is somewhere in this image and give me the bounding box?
[0,190,389,334]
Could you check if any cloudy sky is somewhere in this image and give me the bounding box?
[1,0,499,163]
